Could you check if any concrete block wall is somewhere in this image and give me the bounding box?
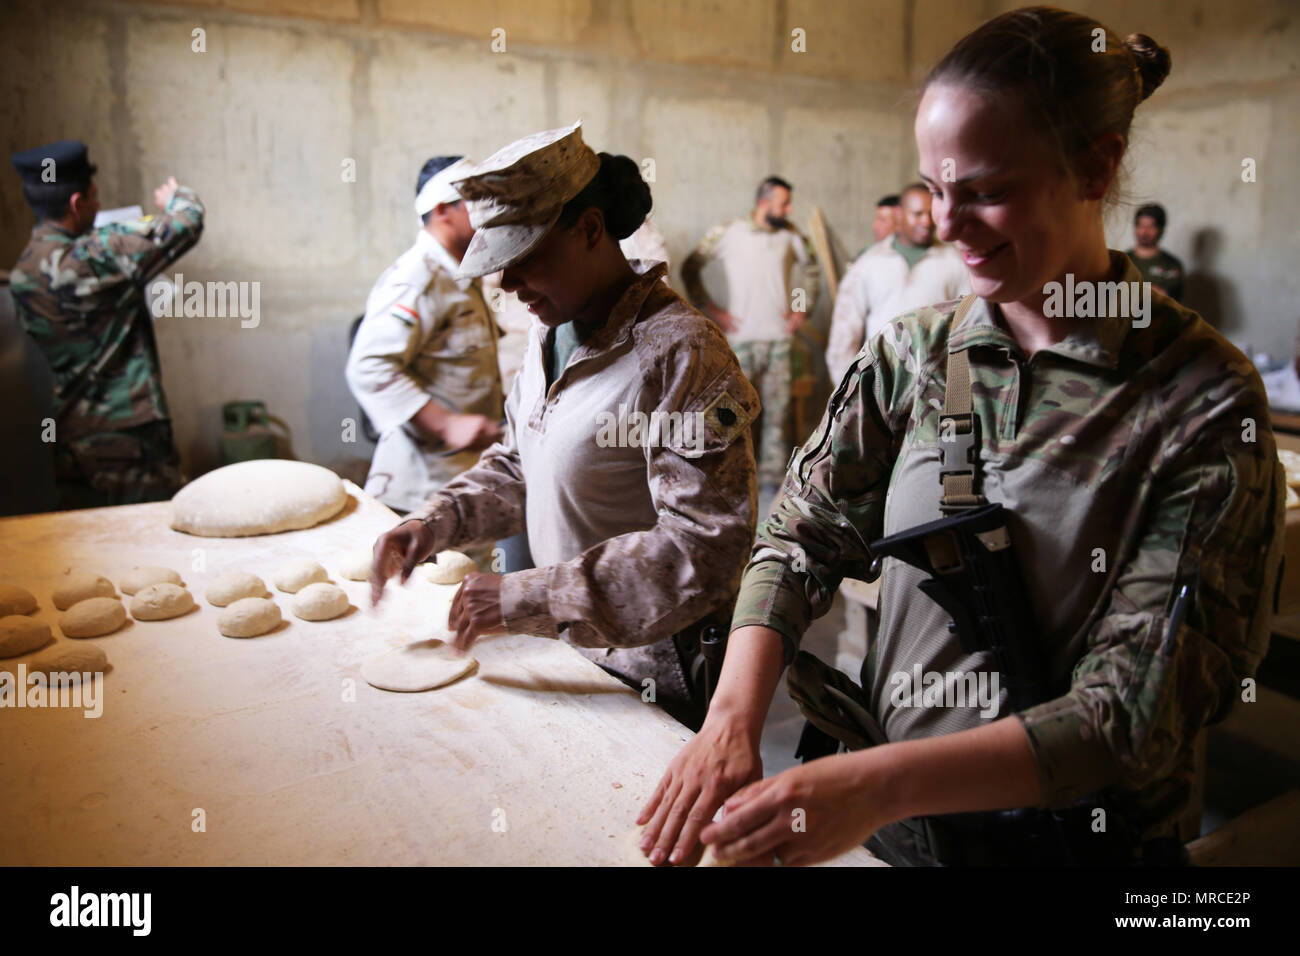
[1,0,1295,481]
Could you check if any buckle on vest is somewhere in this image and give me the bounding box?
[938,414,978,480]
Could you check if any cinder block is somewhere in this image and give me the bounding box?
[0,2,118,266]
[630,0,778,70]
[378,0,595,47]
[781,0,906,84]
[641,96,772,274]
[779,106,907,263]
[367,35,549,275]
[987,0,1300,92]
[124,18,359,272]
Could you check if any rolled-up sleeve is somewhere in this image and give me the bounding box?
[731,333,900,663]
[1019,408,1287,809]
[501,335,761,646]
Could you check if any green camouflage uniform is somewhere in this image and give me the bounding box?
[9,187,204,508]
[733,251,1286,862]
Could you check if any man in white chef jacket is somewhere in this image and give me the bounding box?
[346,156,505,537]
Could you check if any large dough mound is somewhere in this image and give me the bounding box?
[170,460,349,537]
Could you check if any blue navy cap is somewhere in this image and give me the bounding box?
[10,139,97,186]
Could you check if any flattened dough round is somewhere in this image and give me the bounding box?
[51,572,116,610]
[338,549,372,581]
[624,826,731,867]
[291,582,350,621]
[28,642,110,676]
[0,584,37,616]
[59,597,127,638]
[274,559,329,593]
[0,616,53,658]
[130,582,196,621]
[170,459,348,537]
[361,639,478,692]
[217,597,282,638]
[206,571,270,607]
[120,565,184,595]
[418,550,477,585]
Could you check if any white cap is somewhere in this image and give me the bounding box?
[414,157,477,216]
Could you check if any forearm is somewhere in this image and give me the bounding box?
[862,716,1043,824]
[410,397,451,441]
[705,625,786,739]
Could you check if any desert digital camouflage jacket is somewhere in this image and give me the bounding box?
[406,261,760,696]
[9,187,204,439]
[734,251,1286,839]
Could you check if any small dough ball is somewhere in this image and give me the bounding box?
[59,597,127,638]
[0,616,53,658]
[419,550,477,585]
[337,549,373,581]
[206,571,270,607]
[51,572,116,610]
[130,582,196,621]
[119,565,184,595]
[0,584,37,616]
[291,582,351,621]
[273,559,329,593]
[217,597,282,638]
[28,642,109,676]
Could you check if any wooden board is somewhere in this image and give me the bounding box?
[0,483,882,867]
[808,206,839,301]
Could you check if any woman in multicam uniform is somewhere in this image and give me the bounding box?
[369,123,760,732]
[639,7,1286,866]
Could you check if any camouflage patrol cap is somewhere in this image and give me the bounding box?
[10,140,97,186]
[452,121,600,279]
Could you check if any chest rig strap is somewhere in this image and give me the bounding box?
[939,294,986,514]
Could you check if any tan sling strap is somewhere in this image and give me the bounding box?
[939,294,986,513]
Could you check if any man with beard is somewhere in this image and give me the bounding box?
[682,176,820,498]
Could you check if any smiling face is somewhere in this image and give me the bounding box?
[915,82,1108,307]
[896,188,935,247]
[498,210,603,328]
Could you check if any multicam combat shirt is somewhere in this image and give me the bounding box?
[9,188,204,440]
[734,251,1286,839]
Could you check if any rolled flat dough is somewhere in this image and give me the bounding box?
[0,616,53,658]
[51,572,116,610]
[625,826,731,867]
[119,565,184,595]
[419,550,477,585]
[130,583,197,621]
[338,549,373,581]
[361,639,478,692]
[27,642,110,676]
[274,560,329,593]
[217,597,282,638]
[59,597,127,638]
[170,459,349,537]
[206,571,270,606]
[0,584,37,616]
[291,582,350,621]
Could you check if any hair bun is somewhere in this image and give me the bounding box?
[1124,33,1171,102]
[597,153,653,240]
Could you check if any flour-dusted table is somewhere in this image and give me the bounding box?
[0,482,881,866]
